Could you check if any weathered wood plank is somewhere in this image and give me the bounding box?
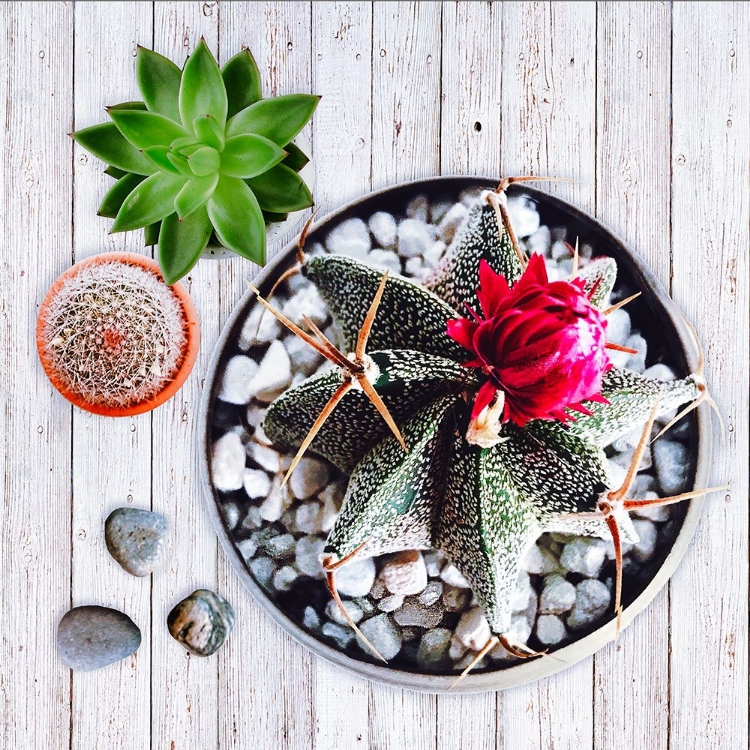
[150,4,221,750]
[0,4,74,748]
[670,3,749,748]
[69,4,154,749]
[218,4,316,749]
[497,2,597,747]
[593,4,672,748]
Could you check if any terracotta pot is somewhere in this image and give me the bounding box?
[199,176,711,692]
[37,252,199,417]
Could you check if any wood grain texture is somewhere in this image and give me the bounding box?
[1,2,748,749]
[0,4,74,749]
[669,3,749,749]
[593,4,672,748]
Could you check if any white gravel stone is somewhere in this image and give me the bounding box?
[456,607,491,651]
[521,543,560,575]
[448,633,468,661]
[653,439,690,495]
[536,614,567,646]
[378,594,404,613]
[357,614,402,660]
[368,211,398,249]
[423,240,446,269]
[404,256,429,281]
[289,456,330,500]
[632,519,658,562]
[295,536,327,579]
[508,612,533,644]
[222,502,241,530]
[368,249,402,274]
[560,537,607,578]
[249,556,275,591]
[551,239,571,261]
[238,304,281,350]
[417,627,452,668]
[397,218,433,258]
[282,284,328,327]
[322,621,355,649]
[527,225,552,256]
[440,564,471,589]
[211,432,246,492]
[539,574,577,615]
[246,405,266,428]
[320,485,343,532]
[336,557,376,598]
[259,477,290,522]
[286,334,323,376]
[295,501,323,535]
[326,217,371,258]
[443,585,471,612]
[606,308,631,347]
[510,572,533,612]
[644,363,676,381]
[302,606,320,631]
[624,333,648,374]
[424,550,446,577]
[382,550,428,596]
[273,565,298,592]
[437,202,470,244]
[406,193,429,222]
[243,468,271,500]
[430,201,452,224]
[241,506,262,531]
[247,340,292,403]
[249,441,280,473]
[236,538,257,562]
[567,579,611,630]
[419,581,443,606]
[218,356,259,405]
[630,491,670,522]
[325,598,363,625]
[506,195,540,237]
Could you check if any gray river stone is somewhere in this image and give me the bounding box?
[105,507,169,577]
[167,589,235,657]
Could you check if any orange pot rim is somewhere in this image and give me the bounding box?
[36,252,200,417]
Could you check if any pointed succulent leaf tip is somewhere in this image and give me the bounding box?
[158,207,212,284]
[179,39,228,131]
[97,172,145,219]
[174,172,219,219]
[136,46,182,122]
[104,165,128,179]
[166,151,194,177]
[142,145,183,175]
[206,175,266,264]
[447,253,610,431]
[222,48,262,118]
[281,141,310,172]
[109,109,190,150]
[143,220,161,247]
[107,100,148,111]
[186,145,221,176]
[110,171,187,233]
[192,114,225,152]
[246,163,314,213]
[225,93,321,144]
[576,256,618,309]
[220,134,287,179]
[72,122,156,176]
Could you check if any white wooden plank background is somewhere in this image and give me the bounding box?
[1,3,747,749]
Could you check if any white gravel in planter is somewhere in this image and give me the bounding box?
[210,188,695,673]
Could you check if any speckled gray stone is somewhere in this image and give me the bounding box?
[57,606,141,671]
[105,507,169,577]
[167,589,235,657]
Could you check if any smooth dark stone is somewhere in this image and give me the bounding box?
[167,589,235,657]
[57,605,141,671]
[105,507,169,576]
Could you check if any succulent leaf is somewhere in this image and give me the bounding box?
[179,39,227,130]
[104,165,128,179]
[246,163,314,212]
[166,151,194,177]
[220,134,286,179]
[225,93,320,144]
[264,350,475,473]
[158,208,212,285]
[136,46,182,122]
[174,173,219,219]
[302,254,467,360]
[72,123,156,176]
[577,257,618,309]
[97,172,145,218]
[206,175,266,264]
[111,171,186,233]
[107,101,148,111]
[186,145,221,176]
[281,141,310,172]
[324,396,457,560]
[109,109,190,150]
[222,49,262,118]
[262,210,289,224]
[142,145,183,175]
[143,221,161,246]
[192,114,225,151]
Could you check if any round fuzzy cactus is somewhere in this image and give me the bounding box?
[258,179,720,673]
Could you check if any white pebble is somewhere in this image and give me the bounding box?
[625,333,647,374]
[211,432,246,492]
[382,550,428,596]
[368,211,398,249]
[567,579,611,631]
[404,256,429,281]
[521,543,559,575]
[303,606,320,631]
[437,202,469,244]
[326,217,371,258]
[406,194,429,222]
[440,564,471,588]
[430,202,452,224]
[295,536,327,579]
[527,225,551,256]
[222,501,241,530]
[448,633,467,661]
[295,501,323,535]
[236,538,258,562]
[643,363,676,381]
[397,218,433,258]
[606,308,631,346]
[238,304,281,350]
[286,334,323,376]
[247,340,292,403]
[456,607,491,651]
[632,519,658,562]
[273,565,298,592]
[357,614,402,660]
[368,249,402,274]
[289,456,330,500]
[218,356,259,405]
[325,598,363,625]
[424,550,446,577]
[510,572,533,612]
[322,621,355,649]
[336,557,376,598]
[378,594,404,613]
[506,195,540,238]
[249,556,275,590]
[536,614,567,646]
[248,441,280,473]
[560,537,607,578]
[423,240,446,269]
[282,284,328,327]
[539,574,577,615]
[243,468,271,500]
[653,439,690,495]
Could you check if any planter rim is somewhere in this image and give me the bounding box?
[199,175,711,693]
[37,251,200,418]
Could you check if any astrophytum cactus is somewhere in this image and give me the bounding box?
[72,40,318,284]
[258,178,722,675]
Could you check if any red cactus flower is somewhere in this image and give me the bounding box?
[447,254,610,430]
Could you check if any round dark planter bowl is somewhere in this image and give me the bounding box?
[199,176,711,693]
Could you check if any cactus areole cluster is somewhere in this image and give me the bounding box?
[254,180,717,672]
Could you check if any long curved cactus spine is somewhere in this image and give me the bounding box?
[260,179,720,669]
